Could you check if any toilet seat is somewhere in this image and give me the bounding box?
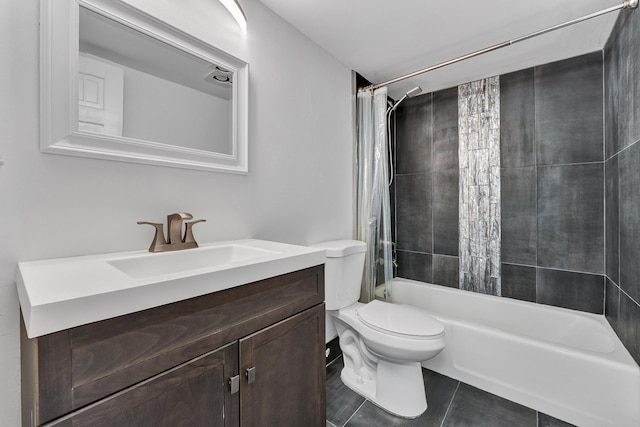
[357,300,444,339]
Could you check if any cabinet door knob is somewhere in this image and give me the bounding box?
[246,367,256,384]
[229,375,240,394]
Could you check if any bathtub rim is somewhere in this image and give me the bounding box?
[391,277,639,368]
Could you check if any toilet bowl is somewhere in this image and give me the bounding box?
[311,240,446,418]
[331,300,445,417]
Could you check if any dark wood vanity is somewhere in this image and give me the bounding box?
[21,265,326,426]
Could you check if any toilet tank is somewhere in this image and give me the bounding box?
[311,240,366,310]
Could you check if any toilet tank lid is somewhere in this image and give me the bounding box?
[310,240,366,257]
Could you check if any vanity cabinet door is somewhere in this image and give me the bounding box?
[239,304,325,427]
[49,343,239,427]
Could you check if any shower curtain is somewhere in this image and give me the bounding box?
[356,87,394,303]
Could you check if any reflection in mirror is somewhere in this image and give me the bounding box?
[78,7,232,154]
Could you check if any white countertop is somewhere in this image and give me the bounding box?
[17,239,326,338]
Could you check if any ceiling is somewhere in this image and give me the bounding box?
[258,0,624,99]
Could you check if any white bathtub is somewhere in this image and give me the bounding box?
[391,278,640,427]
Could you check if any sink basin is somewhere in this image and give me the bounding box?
[108,244,278,279]
[16,239,326,338]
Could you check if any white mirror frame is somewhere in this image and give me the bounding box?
[40,0,249,174]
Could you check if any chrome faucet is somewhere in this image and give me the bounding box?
[138,212,206,252]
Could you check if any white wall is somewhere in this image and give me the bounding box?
[122,65,232,153]
[0,0,353,424]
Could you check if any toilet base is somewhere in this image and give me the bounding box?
[340,358,427,418]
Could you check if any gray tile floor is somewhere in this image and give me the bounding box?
[326,357,575,427]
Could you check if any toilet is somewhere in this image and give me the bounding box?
[312,240,446,418]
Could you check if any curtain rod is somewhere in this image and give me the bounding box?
[362,0,638,92]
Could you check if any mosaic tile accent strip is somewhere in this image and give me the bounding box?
[458,77,501,295]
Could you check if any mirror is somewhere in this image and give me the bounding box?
[78,7,234,154]
[40,0,249,173]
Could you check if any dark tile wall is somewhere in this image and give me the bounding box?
[500,68,535,168]
[396,250,432,283]
[536,269,605,313]
[395,88,459,287]
[619,144,640,303]
[605,155,619,284]
[396,94,431,175]
[500,53,605,315]
[432,169,458,256]
[395,173,432,252]
[501,166,536,265]
[501,263,536,302]
[604,6,640,365]
[394,52,637,322]
[537,163,604,274]
[432,255,459,289]
[534,54,604,165]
